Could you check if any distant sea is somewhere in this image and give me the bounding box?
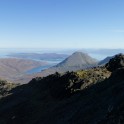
[0,48,124,74]
[0,48,124,59]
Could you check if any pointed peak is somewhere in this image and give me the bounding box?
[72,51,88,55]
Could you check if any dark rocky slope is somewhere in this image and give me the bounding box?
[0,54,124,124]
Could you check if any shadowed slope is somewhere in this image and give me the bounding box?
[0,54,124,124]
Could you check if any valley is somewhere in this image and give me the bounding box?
[0,58,48,83]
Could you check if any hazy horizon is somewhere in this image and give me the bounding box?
[0,48,124,60]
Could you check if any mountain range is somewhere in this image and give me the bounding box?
[0,54,124,123]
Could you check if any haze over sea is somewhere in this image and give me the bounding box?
[0,48,124,60]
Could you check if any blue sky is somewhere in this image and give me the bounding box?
[0,0,124,49]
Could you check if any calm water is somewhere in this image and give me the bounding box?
[26,64,56,74]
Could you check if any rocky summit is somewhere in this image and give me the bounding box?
[105,53,124,71]
[0,54,124,124]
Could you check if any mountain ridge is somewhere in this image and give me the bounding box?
[0,54,124,123]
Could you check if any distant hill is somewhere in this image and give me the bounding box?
[1,54,124,124]
[55,52,98,70]
[56,52,97,68]
[0,58,48,83]
[98,56,114,65]
[34,52,98,77]
[7,53,69,60]
[98,53,123,65]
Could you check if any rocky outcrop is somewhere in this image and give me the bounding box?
[105,54,124,72]
[0,53,124,124]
